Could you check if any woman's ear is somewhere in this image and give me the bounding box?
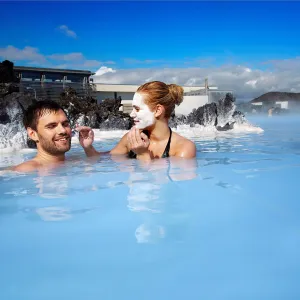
[27,127,39,143]
[154,104,165,118]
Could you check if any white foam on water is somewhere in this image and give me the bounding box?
[90,123,263,142]
[233,122,264,134]
[1,123,264,153]
[20,148,37,154]
[171,123,263,140]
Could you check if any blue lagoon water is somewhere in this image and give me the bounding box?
[0,116,300,300]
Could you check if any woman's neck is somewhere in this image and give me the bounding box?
[147,120,170,142]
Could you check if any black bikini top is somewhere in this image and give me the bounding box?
[128,127,172,159]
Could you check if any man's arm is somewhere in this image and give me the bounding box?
[82,145,102,157]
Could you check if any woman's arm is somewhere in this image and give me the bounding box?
[76,126,129,157]
[110,133,130,155]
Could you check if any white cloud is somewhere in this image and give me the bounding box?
[264,57,300,71]
[46,53,115,69]
[2,44,300,100]
[0,46,108,70]
[47,52,102,68]
[0,45,47,64]
[58,25,77,38]
[48,52,84,61]
[94,66,116,76]
[92,60,300,101]
[245,79,257,88]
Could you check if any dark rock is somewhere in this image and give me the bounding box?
[0,60,20,98]
[85,111,99,128]
[216,93,235,127]
[169,93,240,131]
[216,122,235,131]
[0,92,31,150]
[187,102,218,126]
[0,111,10,124]
[0,60,20,84]
[58,87,133,130]
[169,113,186,128]
[232,110,247,124]
[0,83,20,98]
[0,63,250,150]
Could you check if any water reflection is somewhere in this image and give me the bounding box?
[1,153,198,241]
[124,157,198,244]
[33,175,69,199]
[36,206,71,222]
[135,223,165,244]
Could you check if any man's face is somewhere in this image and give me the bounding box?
[130,92,155,129]
[34,109,72,155]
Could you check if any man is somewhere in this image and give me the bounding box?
[13,100,72,172]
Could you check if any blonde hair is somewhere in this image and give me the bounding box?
[137,81,184,118]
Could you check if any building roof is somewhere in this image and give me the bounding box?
[15,66,94,76]
[93,83,218,93]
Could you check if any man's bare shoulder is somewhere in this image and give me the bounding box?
[12,159,40,173]
[172,132,196,158]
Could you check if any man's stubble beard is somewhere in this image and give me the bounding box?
[37,134,71,156]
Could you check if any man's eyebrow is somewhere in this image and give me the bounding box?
[45,122,57,127]
[45,119,69,126]
[133,105,140,109]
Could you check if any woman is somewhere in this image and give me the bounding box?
[77,81,196,160]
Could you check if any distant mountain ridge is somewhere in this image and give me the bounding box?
[251,92,300,103]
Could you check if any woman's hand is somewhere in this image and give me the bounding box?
[127,127,151,160]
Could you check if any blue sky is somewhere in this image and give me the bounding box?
[1,1,300,98]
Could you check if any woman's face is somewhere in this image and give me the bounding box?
[130,92,155,129]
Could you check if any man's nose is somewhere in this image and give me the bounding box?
[56,123,67,134]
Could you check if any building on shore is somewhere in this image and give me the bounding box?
[250,92,300,112]
[14,66,94,101]
[94,83,217,114]
[93,81,227,115]
[251,100,289,110]
[13,65,231,115]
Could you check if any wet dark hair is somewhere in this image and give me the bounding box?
[23,100,66,130]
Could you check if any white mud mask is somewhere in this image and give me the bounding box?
[130,92,155,129]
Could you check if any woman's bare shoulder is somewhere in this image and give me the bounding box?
[172,132,196,158]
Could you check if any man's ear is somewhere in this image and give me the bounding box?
[27,127,39,142]
[154,104,165,118]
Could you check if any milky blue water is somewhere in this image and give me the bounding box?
[0,116,300,300]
